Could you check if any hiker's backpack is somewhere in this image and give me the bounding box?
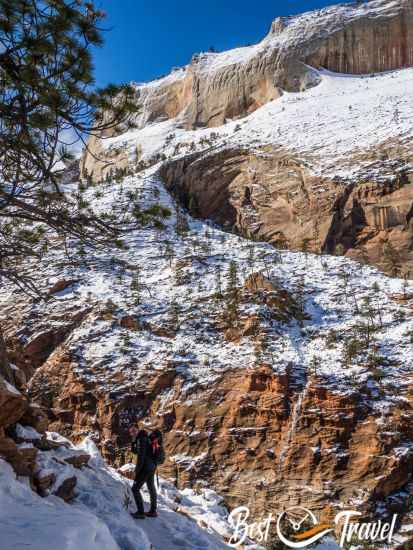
[149,429,165,466]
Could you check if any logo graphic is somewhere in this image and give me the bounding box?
[276,506,334,548]
[227,505,398,548]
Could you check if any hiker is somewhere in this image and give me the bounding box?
[129,423,165,519]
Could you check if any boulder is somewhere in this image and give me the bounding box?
[118,463,135,481]
[47,279,78,295]
[53,475,77,502]
[10,364,27,389]
[20,403,49,434]
[119,315,141,331]
[0,330,16,385]
[14,423,42,444]
[0,433,19,463]
[11,444,38,477]
[0,375,27,428]
[34,471,56,497]
[35,437,67,451]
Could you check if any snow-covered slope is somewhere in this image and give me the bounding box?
[80,1,413,276]
[104,67,413,181]
[80,0,413,184]
[2,166,411,409]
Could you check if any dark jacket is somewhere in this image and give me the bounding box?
[132,430,156,473]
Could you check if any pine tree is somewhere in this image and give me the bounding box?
[188,194,199,216]
[402,272,410,299]
[262,253,272,278]
[382,241,402,277]
[130,268,141,305]
[254,347,262,366]
[174,260,185,286]
[169,298,180,330]
[162,240,174,267]
[308,355,321,377]
[247,244,255,271]
[372,281,383,328]
[0,0,142,292]
[224,260,240,327]
[227,260,238,299]
[356,296,378,348]
[301,237,311,254]
[295,273,306,322]
[175,208,189,237]
[214,265,222,300]
[300,237,311,265]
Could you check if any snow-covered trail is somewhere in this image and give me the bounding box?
[137,507,228,550]
[0,436,234,550]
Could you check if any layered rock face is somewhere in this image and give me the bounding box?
[131,0,413,130]
[160,146,413,275]
[305,0,413,74]
[160,368,413,522]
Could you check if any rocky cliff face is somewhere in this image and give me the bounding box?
[160,145,413,274]
[305,0,413,74]
[27,351,413,527]
[131,0,413,131]
[0,329,94,502]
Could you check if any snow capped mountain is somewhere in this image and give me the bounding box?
[82,0,413,275]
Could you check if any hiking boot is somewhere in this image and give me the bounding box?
[145,511,158,518]
[131,512,146,519]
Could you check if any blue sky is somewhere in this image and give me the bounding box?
[93,0,352,87]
